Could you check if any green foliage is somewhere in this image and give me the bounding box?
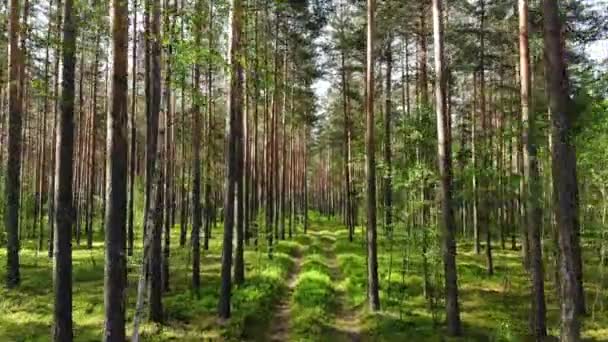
[290,232,336,340]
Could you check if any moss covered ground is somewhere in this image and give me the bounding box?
[1,212,607,341]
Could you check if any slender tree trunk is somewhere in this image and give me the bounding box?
[219,0,243,319]
[148,0,163,323]
[53,0,77,339]
[48,0,63,258]
[191,0,203,296]
[37,0,55,252]
[519,0,546,338]
[341,49,354,242]
[365,0,380,311]
[432,0,461,335]
[142,0,152,238]
[472,73,480,254]
[87,32,100,250]
[162,0,175,293]
[203,2,214,252]
[477,0,493,275]
[128,0,138,257]
[383,36,393,235]
[5,0,23,288]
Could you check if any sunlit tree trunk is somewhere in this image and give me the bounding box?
[219,0,243,319]
[432,0,461,334]
[47,0,63,258]
[518,0,546,338]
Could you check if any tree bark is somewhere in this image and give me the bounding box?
[104,0,128,339]
[341,49,354,242]
[162,0,174,293]
[543,0,584,340]
[519,0,546,338]
[219,0,243,319]
[432,0,461,335]
[37,0,55,252]
[383,36,393,235]
[48,0,64,258]
[477,0,493,275]
[191,0,203,296]
[5,0,23,288]
[128,0,139,257]
[53,0,77,339]
[148,0,163,323]
[365,0,380,312]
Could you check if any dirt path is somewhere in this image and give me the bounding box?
[266,249,303,342]
[324,233,363,342]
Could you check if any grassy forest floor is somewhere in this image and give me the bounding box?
[1,213,607,341]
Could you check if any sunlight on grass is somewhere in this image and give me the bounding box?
[1,214,607,341]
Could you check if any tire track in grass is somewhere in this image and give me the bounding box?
[320,228,363,341]
[266,247,303,341]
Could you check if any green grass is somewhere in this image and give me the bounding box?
[1,212,607,341]
[327,218,608,342]
[0,216,303,341]
[290,230,336,341]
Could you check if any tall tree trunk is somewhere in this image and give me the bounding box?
[383,36,393,235]
[219,0,243,319]
[104,0,128,339]
[543,0,584,339]
[162,0,174,293]
[417,4,428,107]
[365,0,380,311]
[128,0,138,257]
[142,0,152,237]
[203,2,214,252]
[341,49,354,242]
[37,0,55,252]
[191,0,203,296]
[519,0,546,338]
[432,0,461,335]
[87,32,100,250]
[48,0,63,258]
[53,0,77,339]
[148,0,163,323]
[478,0,493,275]
[471,73,480,254]
[5,0,23,288]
